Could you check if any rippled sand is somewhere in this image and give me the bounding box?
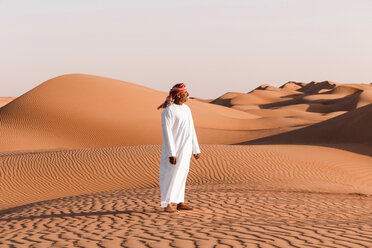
[1,184,372,247]
[1,144,372,246]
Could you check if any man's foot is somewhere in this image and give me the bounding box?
[177,203,193,210]
[164,205,178,213]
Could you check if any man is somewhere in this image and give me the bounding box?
[157,83,201,213]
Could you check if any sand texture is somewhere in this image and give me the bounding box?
[2,144,372,212]
[1,184,372,248]
[1,144,372,247]
[2,74,372,247]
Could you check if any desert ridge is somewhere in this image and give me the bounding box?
[2,74,372,152]
[0,97,15,108]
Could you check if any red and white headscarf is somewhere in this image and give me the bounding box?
[157,83,188,110]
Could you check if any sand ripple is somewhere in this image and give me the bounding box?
[1,144,372,212]
[1,184,372,247]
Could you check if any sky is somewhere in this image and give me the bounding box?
[1,0,372,99]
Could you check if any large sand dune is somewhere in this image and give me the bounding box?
[0,74,269,152]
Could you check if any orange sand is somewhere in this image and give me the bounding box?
[0,97,15,108]
[1,74,372,247]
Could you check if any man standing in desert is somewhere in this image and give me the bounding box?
[157,83,201,213]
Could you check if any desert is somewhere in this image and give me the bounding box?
[1,74,372,247]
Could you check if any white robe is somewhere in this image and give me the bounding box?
[159,103,200,207]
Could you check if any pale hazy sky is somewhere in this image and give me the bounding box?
[1,0,371,99]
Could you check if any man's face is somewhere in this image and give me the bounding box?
[178,90,189,102]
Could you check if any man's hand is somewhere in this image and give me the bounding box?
[193,153,200,159]
[169,156,177,164]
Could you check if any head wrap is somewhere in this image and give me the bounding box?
[157,83,188,110]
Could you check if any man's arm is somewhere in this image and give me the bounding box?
[190,111,200,160]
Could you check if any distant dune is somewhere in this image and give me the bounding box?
[239,102,372,146]
[0,97,16,108]
[212,81,372,114]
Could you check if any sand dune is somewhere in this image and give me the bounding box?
[0,74,272,152]
[209,81,372,147]
[213,81,372,114]
[242,103,372,146]
[296,81,337,94]
[279,81,307,91]
[0,97,16,108]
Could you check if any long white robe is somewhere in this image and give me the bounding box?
[159,103,200,208]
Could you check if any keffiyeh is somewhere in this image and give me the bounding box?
[157,83,188,110]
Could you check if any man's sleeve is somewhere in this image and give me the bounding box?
[190,112,201,154]
[161,109,177,157]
